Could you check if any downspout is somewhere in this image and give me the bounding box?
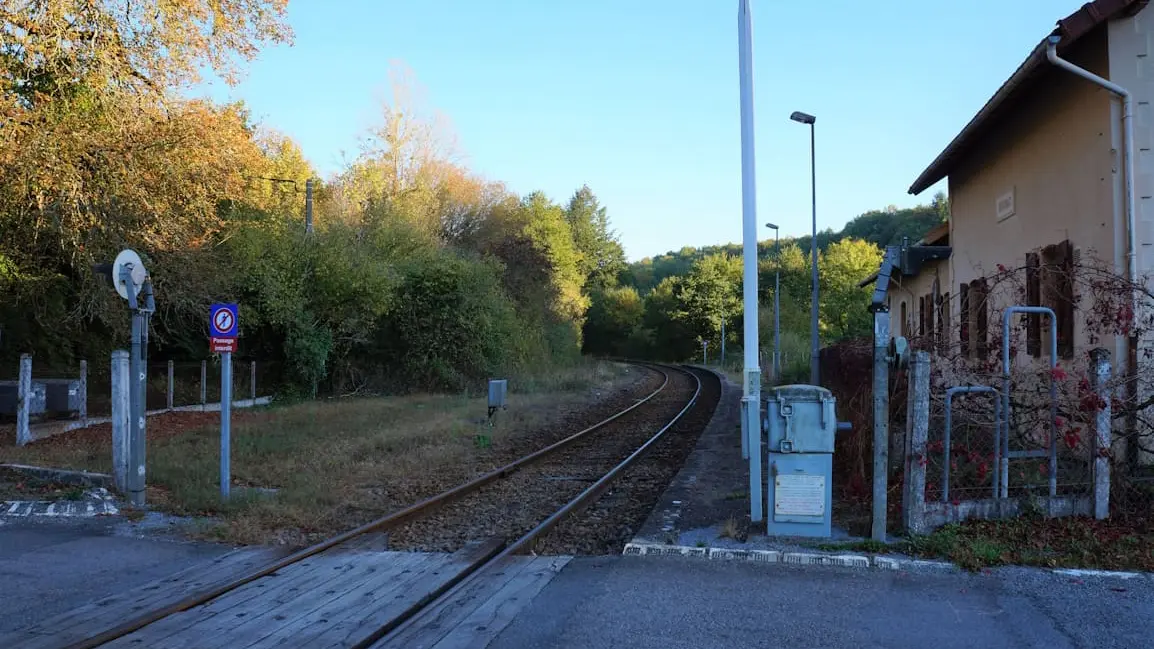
[1046,34,1139,410]
[1047,35,1137,300]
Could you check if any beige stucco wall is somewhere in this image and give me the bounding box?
[947,25,1117,355]
[887,259,946,339]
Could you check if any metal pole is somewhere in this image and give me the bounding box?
[871,309,891,542]
[201,360,207,407]
[16,353,31,446]
[129,312,146,506]
[111,350,130,493]
[809,123,820,386]
[221,351,232,500]
[774,228,781,382]
[720,320,726,367]
[251,361,257,402]
[305,179,315,235]
[738,0,763,523]
[167,360,174,411]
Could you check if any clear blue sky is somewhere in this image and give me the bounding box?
[197,0,1087,261]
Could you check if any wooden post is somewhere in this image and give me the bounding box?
[79,359,88,426]
[111,350,130,492]
[16,354,32,446]
[166,360,174,410]
[902,351,931,535]
[1091,348,1112,520]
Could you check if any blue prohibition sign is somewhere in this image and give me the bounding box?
[210,303,239,337]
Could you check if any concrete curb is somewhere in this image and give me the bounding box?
[622,541,932,571]
[2,463,114,489]
[622,541,1154,580]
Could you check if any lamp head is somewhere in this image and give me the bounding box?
[790,111,816,125]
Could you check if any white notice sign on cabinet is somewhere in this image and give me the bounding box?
[774,474,825,517]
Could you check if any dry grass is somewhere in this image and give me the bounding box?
[0,360,642,545]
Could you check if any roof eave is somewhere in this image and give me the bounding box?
[907,41,1046,196]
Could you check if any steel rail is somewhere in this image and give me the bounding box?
[65,363,673,649]
[362,365,704,649]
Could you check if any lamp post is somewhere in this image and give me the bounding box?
[765,223,780,383]
[790,110,819,385]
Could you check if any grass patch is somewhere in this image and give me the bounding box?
[903,516,1154,572]
[0,467,86,502]
[0,361,642,546]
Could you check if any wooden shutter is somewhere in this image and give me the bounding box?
[940,292,951,355]
[974,278,989,359]
[959,283,970,356]
[1026,252,1041,357]
[1055,240,1075,359]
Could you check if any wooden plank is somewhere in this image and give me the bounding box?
[372,556,538,649]
[105,548,383,649]
[427,556,570,649]
[0,547,281,649]
[235,552,444,648]
[308,540,505,649]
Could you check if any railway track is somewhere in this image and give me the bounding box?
[41,362,706,649]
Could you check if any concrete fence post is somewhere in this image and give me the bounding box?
[16,353,32,446]
[250,361,256,401]
[200,360,207,407]
[167,360,174,411]
[79,359,88,426]
[1090,348,1112,520]
[111,350,130,492]
[902,351,931,535]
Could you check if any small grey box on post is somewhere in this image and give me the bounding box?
[487,379,507,418]
[111,350,130,492]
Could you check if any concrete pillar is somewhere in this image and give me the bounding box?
[902,351,931,535]
[16,354,32,446]
[1091,348,1112,520]
[79,359,88,426]
[111,350,130,492]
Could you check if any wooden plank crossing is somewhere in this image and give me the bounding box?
[373,555,571,649]
[0,546,285,649]
[2,540,570,649]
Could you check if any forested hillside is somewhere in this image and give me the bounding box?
[584,197,947,378]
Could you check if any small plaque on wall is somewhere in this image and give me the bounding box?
[996,188,1016,222]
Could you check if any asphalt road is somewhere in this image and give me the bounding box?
[0,517,233,635]
[489,555,1154,649]
[2,518,1152,648]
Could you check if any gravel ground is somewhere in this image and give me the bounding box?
[386,366,708,553]
[534,367,722,555]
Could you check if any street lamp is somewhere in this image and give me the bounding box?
[765,223,780,383]
[790,110,819,385]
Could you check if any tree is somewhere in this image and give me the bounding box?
[583,286,644,356]
[819,238,883,340]
[672,254,743,346]
[565,185,626,291]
